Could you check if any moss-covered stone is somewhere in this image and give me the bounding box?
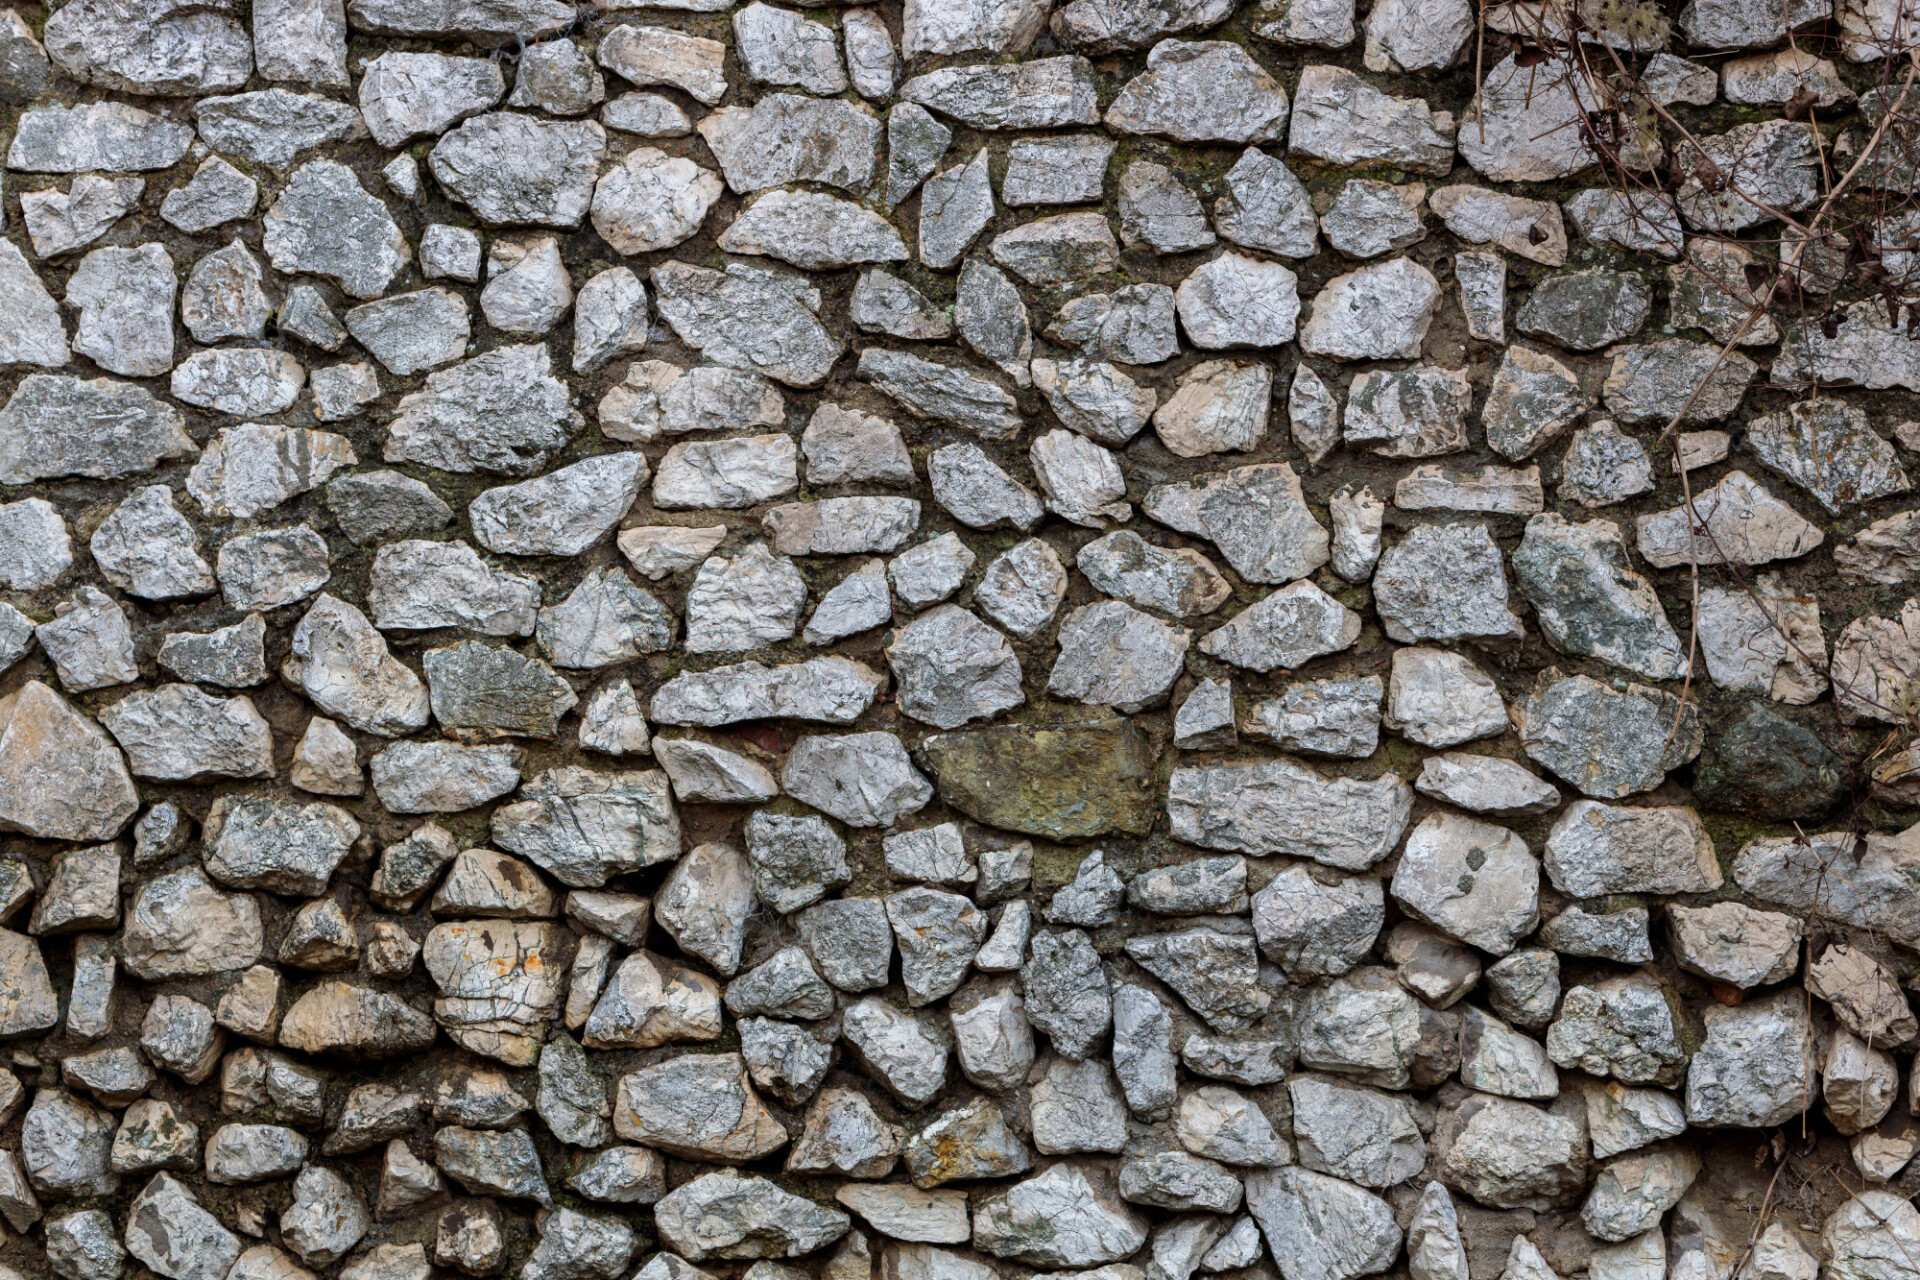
[919,710,1157,839]
[1692,703,1847,821]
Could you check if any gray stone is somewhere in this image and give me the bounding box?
[8,103,193,173]
[1391,812,1539,955]
[698,94,880,194]
[601,361,784,444]
[901,56,1099,130]
[37,588,139,692]
[653,261,842,389]
[1171,758,1409,868]
[0,376,193,484]
[263,162,407,300]
[1244,1167,1401,1280]
[974,1163,1148,1267]
[991,213,1122,285]
[589,149,725,255]
[124,1175,240,1280]
[851,271,953,340]
[384,344,581,476]
[735,3,845,93]
[344,290,470,376]
[1686,990,1811,1126]
[890,533,975,606]
[654,1169,850,1261]
[1520,675,1702,799]
[22,175,143,260]
[1435,1093,1587,1211]
[429,114,605,228]
[1667,902,1801,988]
[1199,581,1360,673]
[683,543,807,653]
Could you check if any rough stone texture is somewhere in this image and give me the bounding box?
[0,7,1902,1279]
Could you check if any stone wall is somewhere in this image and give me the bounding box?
[0,1,1914,1280]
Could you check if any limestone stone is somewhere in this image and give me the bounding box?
[1288,65,1456,174]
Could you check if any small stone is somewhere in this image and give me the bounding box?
[161,158,256,233]
[1667,902,1801,988]
[651,655,882,729]
[86,488,203,600]
[974,1163,1148,1267]
[654,1169,851,1261]
[429,113,606,229]
[262,162,407,300]
[901,56,1099,130]
[1344,364,1471,457]
[1381,647,1507,749]
[1516,270,1652,351]
[215,526,332,611]
[1214,146,1318,257]
[1153,361,1270,457]
[585,151,724,256]
[1435,1093,1588,1211]
[1559,421,1655,507]
[598,22,724,103]
[419,225,482,282]
[43,0,250,95]
[282,594,429,736]
[889,534,975,608]
[1288,64,1455,171]
[1290,1076,1426,1186]
[699,93,881,194]
[974,539,1067,638]
[651,261,842,388]
[1374,523,1525,644]
[510,38,604,114]
[1003,134,1114,204]
[889,605,1025,729]
[100,685,272,782]
[383,344,582,477]
[1243,1167,1401,1280]
[1686,990,1811,1126]
[1603,339,1758,425]
[601,361,784,444]
[1484,950,1560,1032]
[1520,675,1702,799]
[1482,346,1592,461]
[22,175,143,260]
[1547,974,1688,1086]
[845,9,897,97]
[1107,41,1287,143]
[1388,921,1482,1009]
[1322,179,1427,258]
[193,90,367,166]
[1120,162,1215,253]
[310,363,383,420]
[1198,580,1361,673]
[1299,257,1443,360]
[1513,513,1687,679]
[1245,675,1381,757]
[1542,905,1653,963]
[66,244,175,379]
[927,444,1043,531]
[851,270,953,340]
[1546,800,1720,897]
[37,588,139,692]
[990,212,1122,286]
[8,102,193,174]
[339,292,469,379]
[573,268,650,374]
[279,286,348,350]
[124,1175,240,1280]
